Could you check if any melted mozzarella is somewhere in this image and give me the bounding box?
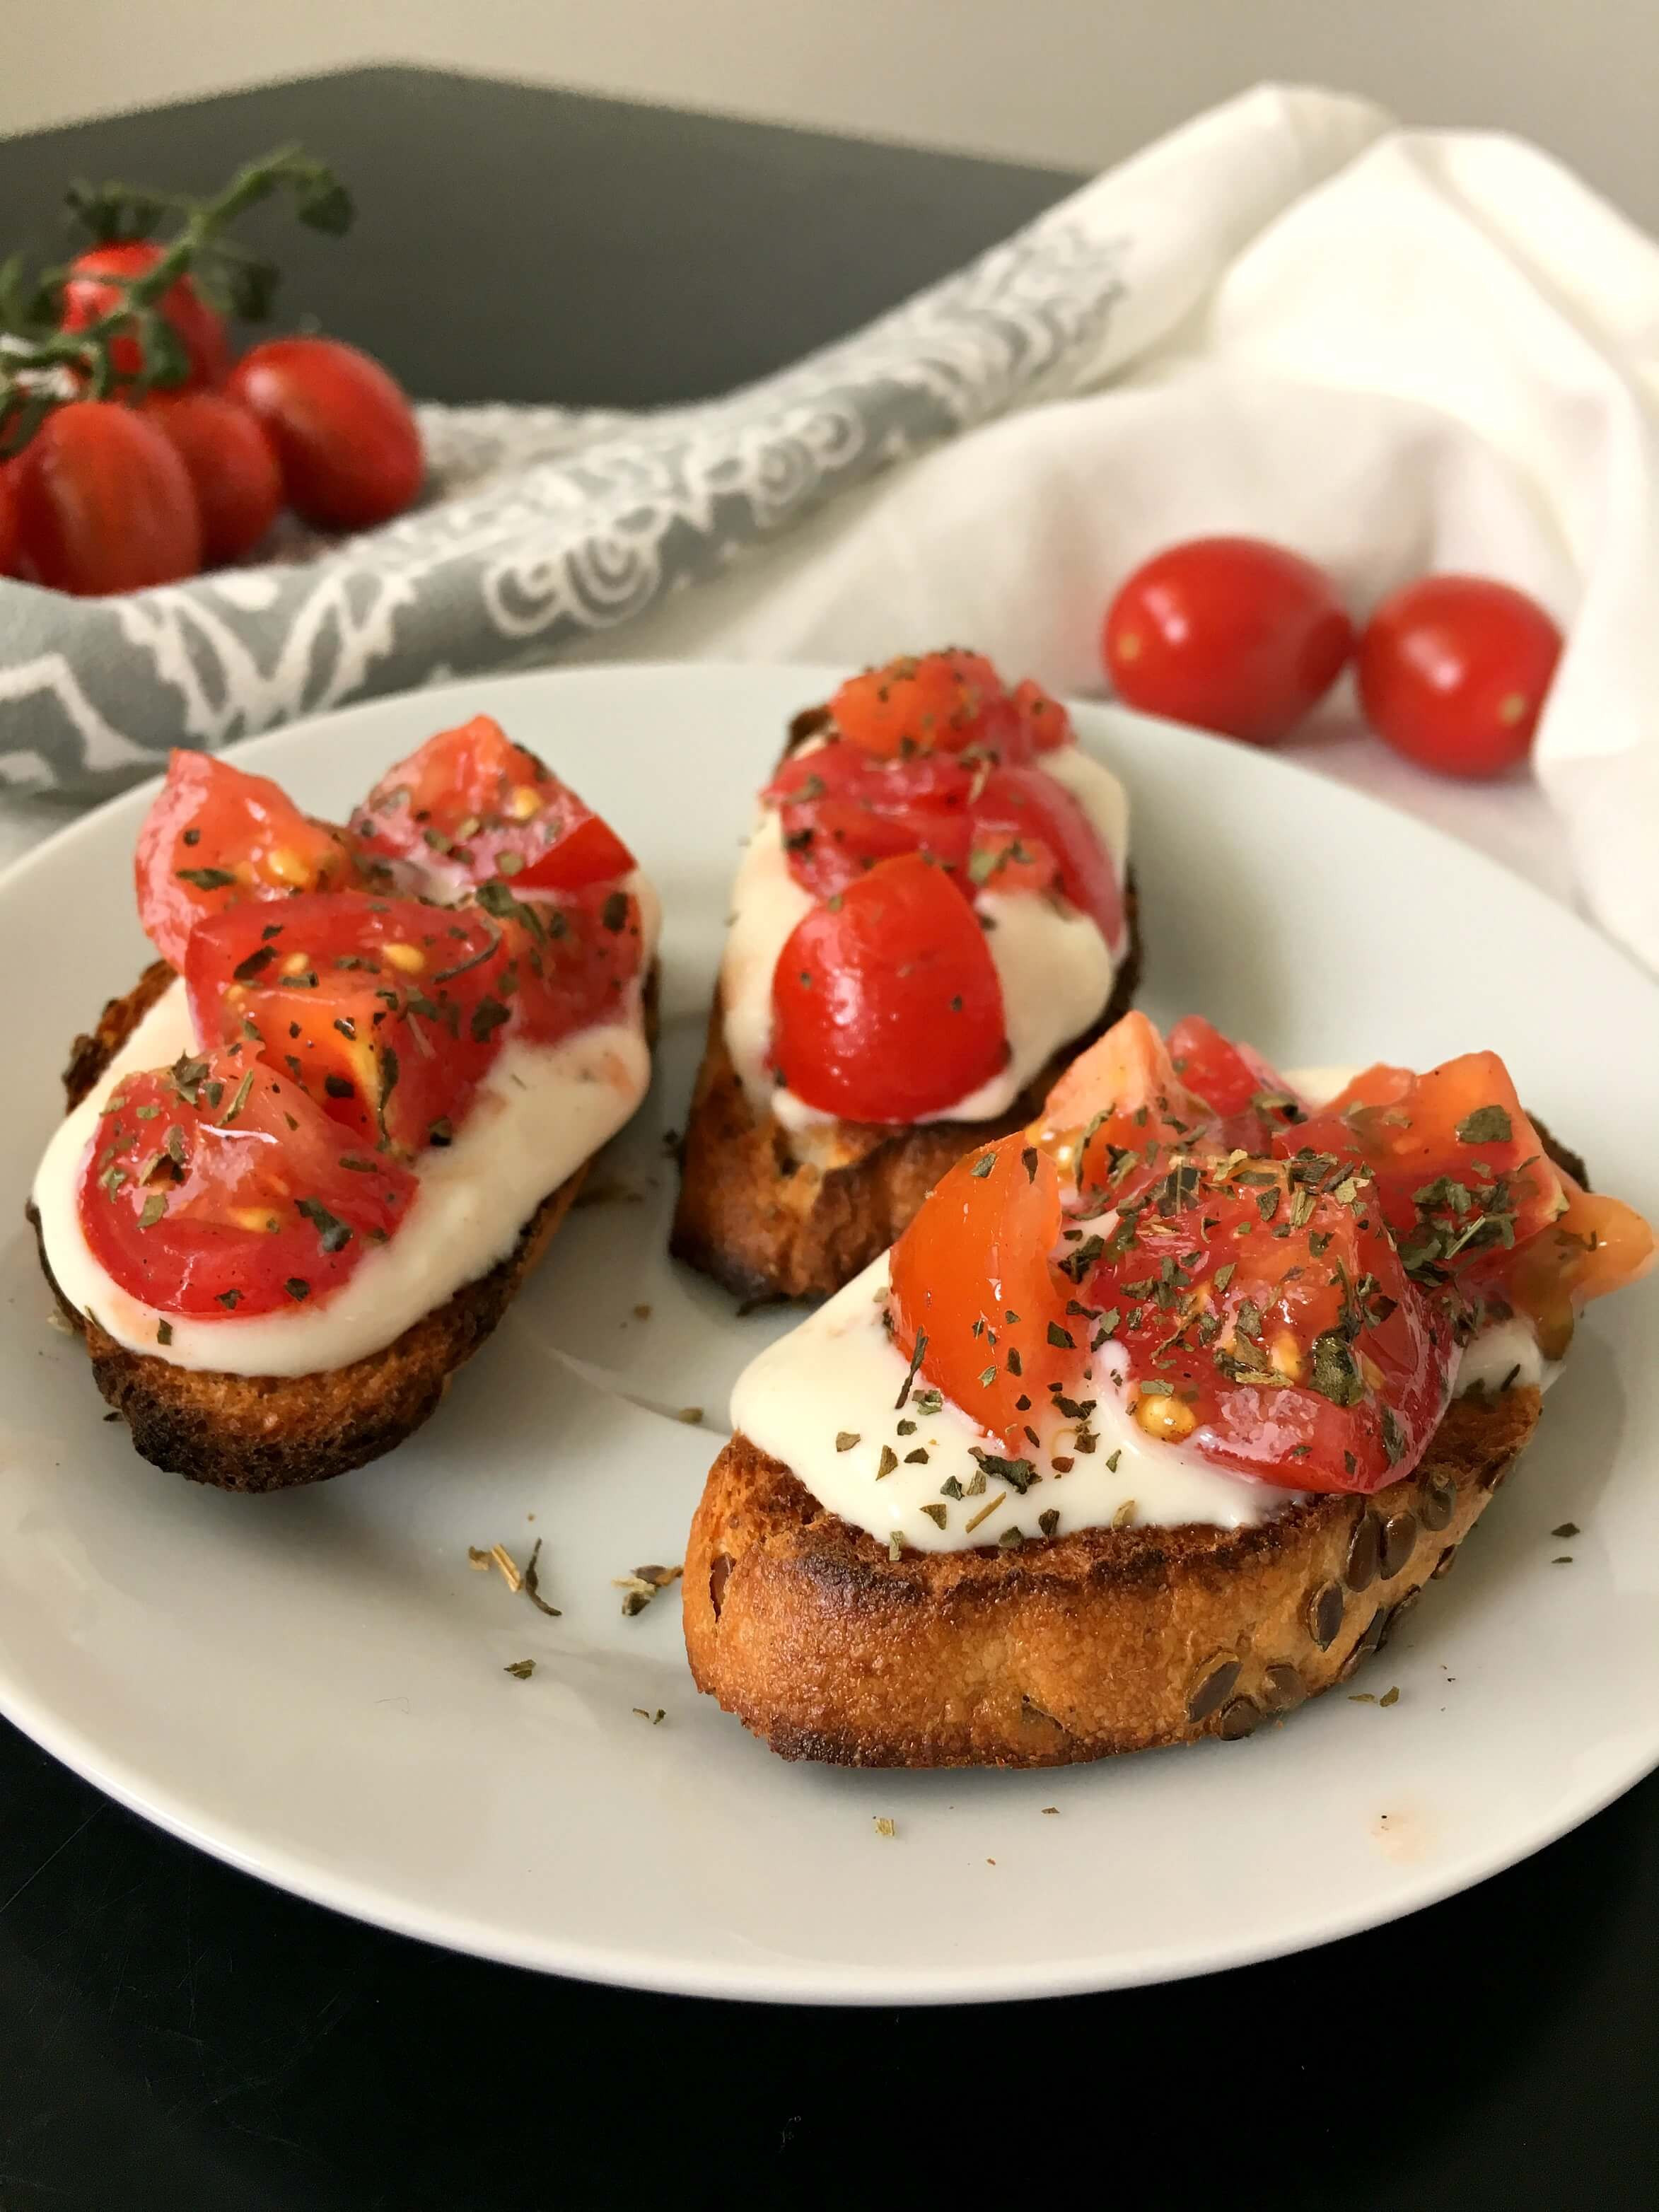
[33,884,658,1378]
[719,742,1130,1133]
[730,1254,1304,1551]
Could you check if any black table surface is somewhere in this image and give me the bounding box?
[1,66,1654,2211]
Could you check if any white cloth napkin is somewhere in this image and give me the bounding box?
[564,85,1659,975]
[6,83,1658,983]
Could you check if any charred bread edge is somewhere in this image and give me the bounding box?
[28,956,658,1495]
[685,1386,1540,1767]
[671,879,1143,1303]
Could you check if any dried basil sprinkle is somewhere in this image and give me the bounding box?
[1457,1105,1513,1145]
[895,1330,929,1411]
[295,1197,351,1253]
[875,1445,899,1480]
[175,865,237,890]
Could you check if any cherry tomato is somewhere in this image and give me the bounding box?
[830,650,1019,760]
[1077,1156,1453,1494]
[351,715,634,895]
[134,750,364,970]
[11,401,202,595]
[0,461,18,577]
[145,391,282,566]
[770,851,1005,1122]
[1356,576,1562,779]
[226,337,423,531]
[1102,537,1353,745]
[78,1049,413,1318]
[59,243,230,390]
[889,1131,1069,1453]
[1286,1054,1565,1277]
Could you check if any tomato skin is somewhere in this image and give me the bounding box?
[226,338,422,531]
[11,401,202,595]
[0,461,19,577]
[1357,576,1562,779]
[135,750,364,970]
[78,1050,414,1318]
[771,851,1005,1122]
[351,715,634,894]
[890,1132,1070,1453]
[1102,537,1353,745]
[59,243,229,390]
[145,391,282,566]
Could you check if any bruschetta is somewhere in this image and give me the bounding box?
[671,651,1141,1301]
[29,716,658,1493]
[684,1011,1653,1764]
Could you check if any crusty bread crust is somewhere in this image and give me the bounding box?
[30,958,639,1494]
[684,1387,1540,1766]
[671,883,1143,1303]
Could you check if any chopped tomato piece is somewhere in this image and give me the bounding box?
[1471,1174,1655,1359]
[186,892,516,1156]
[134,750,363,970]
[1037,1012,1218,1202]
[351,714,634,895]
[1285,1054,1565,1286]
[187,885,644,1158]
[969,764,1124,945]
[768,744,977,900]
[1074,1154,1453,1493]
[1167,1015,1298,1122]
[770,852,1004,1122]
[889,1132,1071,1453]
[79,1050,414,1318]
[1009,677,1071,753]
[965,827,1060,900]
[830,651,1013,760]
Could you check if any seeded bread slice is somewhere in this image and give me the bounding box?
[671,882,1142,1304]
[683,1384,1540,1767]
[28,958,648,1495]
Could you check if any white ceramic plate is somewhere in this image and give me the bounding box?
[1,665,1655,2006]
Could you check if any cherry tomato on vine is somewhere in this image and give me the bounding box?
[227,337,423,531]
[10,401,202,595]
[1356,576,1562,779]
[59,243,230,390]
[146,390,283,566]
[1102,536,1353,745]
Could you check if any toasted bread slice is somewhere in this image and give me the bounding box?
[672,883,1143,1303]
[30,959,648,1494]
[684,1385,1539,1766]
